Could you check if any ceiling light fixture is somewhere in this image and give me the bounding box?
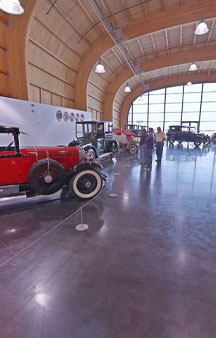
[195,16,209,35]
[124,83,131,93]
[187,81,192,86]
[189,62,197,72]
[95,58,105,73]
[0,0,24,15]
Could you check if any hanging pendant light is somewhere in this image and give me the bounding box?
[95,58,105,73]
[189,62,197,72]
[0,0,24,15]
[124,83,131,93]
[187,81,192,86]
[195,16,209,35]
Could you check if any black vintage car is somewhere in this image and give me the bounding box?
[167,125,211,146]
[68,121,118,160]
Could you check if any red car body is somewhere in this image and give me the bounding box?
[0,146,80,186]
[0,126,106,199]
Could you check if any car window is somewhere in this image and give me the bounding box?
[77,123,94,138]
[97,123,104,137]
[0,133,16,152]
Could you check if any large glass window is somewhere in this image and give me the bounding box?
[128,83,216,134]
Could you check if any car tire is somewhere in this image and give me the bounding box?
[194,137,201,147]
[203,136,211,145]
[69,169,102,199]
[128,143,138,155]
[169,135,175,144]
[28,159,65,195]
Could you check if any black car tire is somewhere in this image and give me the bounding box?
[169,135,175,144]
[128,143,138,155]
[69,169,102,199]
[194,137,202,147]
[28,159,65,195]
[203,136,211,145]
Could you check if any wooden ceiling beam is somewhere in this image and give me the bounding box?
[75,0,216,110]
[206,18,215,47]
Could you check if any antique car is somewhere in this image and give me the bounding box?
[167,125,211,146]
[0,126,107,200]
[68,121,118,159]
[124,124,148,155]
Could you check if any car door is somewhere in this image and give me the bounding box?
[0,133,22,185]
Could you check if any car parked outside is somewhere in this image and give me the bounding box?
[0,126,107,200]
[68,121,118,160]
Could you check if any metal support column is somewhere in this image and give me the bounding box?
[147,92,150,128]
[163,88,167,131]
[198,83,204,133]
[180,85,185,124]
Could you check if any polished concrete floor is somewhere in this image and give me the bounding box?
[0,144,216,338]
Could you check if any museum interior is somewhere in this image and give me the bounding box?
[0,0,216,337]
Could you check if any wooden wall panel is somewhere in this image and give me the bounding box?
[51,93,61,107]
[0,74,10,97]
[29,84,41,103]
[28,42,77,84]
[41,89,52,105]
[28,64,74,99]
[61,97,74,108]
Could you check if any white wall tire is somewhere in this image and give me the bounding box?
[69,169,102,199]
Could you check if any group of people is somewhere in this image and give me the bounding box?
[139,127,165,171]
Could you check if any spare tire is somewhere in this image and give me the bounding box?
[28,159,65,195]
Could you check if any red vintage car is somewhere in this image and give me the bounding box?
[0,126,107,200]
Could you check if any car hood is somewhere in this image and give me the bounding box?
[20,146,79,156]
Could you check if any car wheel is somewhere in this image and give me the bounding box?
[69,169,102,199]
[194,137,201,147]
[128,143,138,155]
[203,136,211,145]
[169,135,175,144]
[28,159,65,195]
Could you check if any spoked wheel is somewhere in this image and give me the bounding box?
[128,143,138,155]
[203,136,211,145]
[28,159,65,195]
[69,169,102,199]
[194,137,202,147]
[169,135,175,144]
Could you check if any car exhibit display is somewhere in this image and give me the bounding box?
[124,124,148,155]
[0,126,107,200]
[166,125,211,146]
[68,121,118,159]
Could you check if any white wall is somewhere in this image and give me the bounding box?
[0,97,91,147]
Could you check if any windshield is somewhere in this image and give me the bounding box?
[0,133,16,152]
[76,123,96,138]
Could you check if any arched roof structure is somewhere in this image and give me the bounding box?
[0,0,216,127]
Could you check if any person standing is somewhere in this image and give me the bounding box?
[144,128,154,171]
[139,128,147,165]
[155,126,165,163]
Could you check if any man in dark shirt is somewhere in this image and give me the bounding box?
[139,128,147,165]
[144,128,154,171]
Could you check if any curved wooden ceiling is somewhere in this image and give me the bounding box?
[0,0,216,127]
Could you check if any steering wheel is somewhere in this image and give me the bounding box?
[4,141,14,151]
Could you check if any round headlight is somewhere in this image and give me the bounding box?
[85,150,95,161]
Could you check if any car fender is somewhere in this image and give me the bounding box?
[66,162,107,181]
